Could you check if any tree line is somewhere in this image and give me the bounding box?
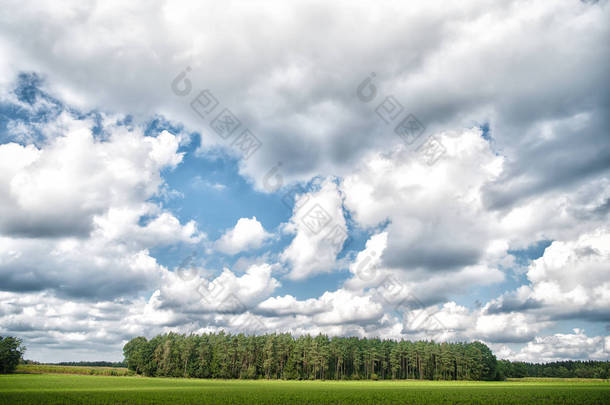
[53,361,127,368]
[2,333,608,379]
[123,332,501,380]
[498,360,610,379]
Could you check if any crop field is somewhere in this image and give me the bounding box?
[0,374,609,405]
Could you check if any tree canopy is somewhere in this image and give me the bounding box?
[123,332,501,380]
[0,336,26,374]
[497,359,610,379]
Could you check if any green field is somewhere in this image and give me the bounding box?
[1,374,609,405]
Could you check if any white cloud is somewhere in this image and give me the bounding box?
[153,263,280,315]
[0,290,145,362]
[1,0,607,190]
[312,289,384,326]
[215,217,271,255]
[342,129,506,296]
[508,330,610,363]
[472,311,550,344]
[191,175,226,191]
[486,227,610,323]
[0,111,202,298]
[258,289,383,326]
[280,178,348,280]
[257,295,325,317]
[344,232,388,289]
[0,0,609,364]
[0,113,184,238]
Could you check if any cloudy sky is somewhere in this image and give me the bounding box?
[0,0,609,363]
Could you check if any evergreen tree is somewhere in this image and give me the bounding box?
[126,332,610,381]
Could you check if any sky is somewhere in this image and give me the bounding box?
[0,0,609,363]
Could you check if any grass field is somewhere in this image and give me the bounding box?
[1,374,609,405]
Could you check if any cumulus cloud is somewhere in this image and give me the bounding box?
[0,108,201,299]
[486,227,610,322]
[280,178,348,280]
[257,295,326,317]
[154,263,280,315]
[0,113,184,238]
[215,217,271,255]
[0,0,607,191]
[258,289,383,327]
[343,128,503,271]
[0,291,144,362]
[507,329,610,363]
[341,129,506,300]
[1,0,609,363]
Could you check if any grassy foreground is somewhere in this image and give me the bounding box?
[0,374,609,405]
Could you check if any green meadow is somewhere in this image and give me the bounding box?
[1,373,609,405]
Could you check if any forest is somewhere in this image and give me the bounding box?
[497,360,610,379]
[123,332,501,380]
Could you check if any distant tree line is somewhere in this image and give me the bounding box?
[123,332,500,380]
[21,359,126,368]
[497,360,610,379]
[0,336,25,374]
[50,361,127,368]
